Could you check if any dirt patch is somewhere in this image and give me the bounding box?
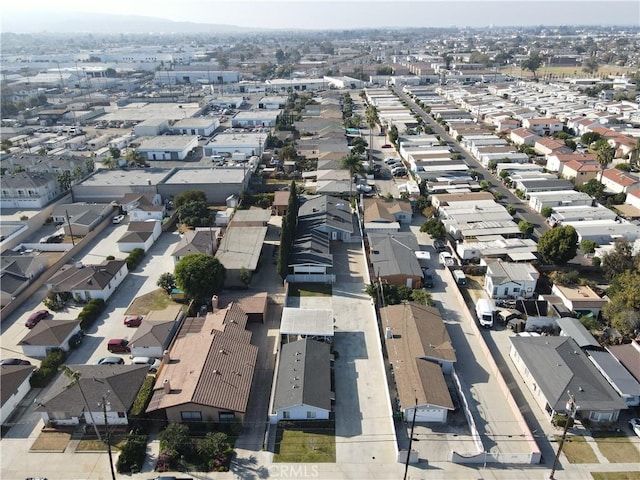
[30,430,71,452]
[125,288,182,315]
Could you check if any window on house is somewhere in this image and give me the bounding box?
[306,411,316,419]
[180,411,202,421]
[117,412,125,418]
[282,411,290,419]
[219,412,235,422]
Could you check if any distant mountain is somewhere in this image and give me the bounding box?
[1,10,260,34]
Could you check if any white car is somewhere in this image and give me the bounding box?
[630,418,640,438]
[132,357,161,372]
[112,214,125,224]
[384,157,399,165]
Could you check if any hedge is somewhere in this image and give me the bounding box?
[30,348,67,388]
[77,298,106,330]
[130,376,155,418]
[126,248,146,270]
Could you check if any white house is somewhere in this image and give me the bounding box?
[0,171,60,209]
[522,118,563,136]
[600,169,640,194]
[484,261,539,299]
[36,364,149,427]
[46,260,128,302]
[117,220,162,253]
[18,320,81,358]
[128,305,184,359]
[121,193,165,222]
[1,365,34,425]
[270,338,332,423]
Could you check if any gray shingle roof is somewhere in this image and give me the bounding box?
[1,365,34,407]
[47,260,126,293]
[18,319,79,347]
[274,338,332,412]
[368,232,422,279]
[556,317,602,350]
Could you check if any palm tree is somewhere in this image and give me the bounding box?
[341,151,364,197]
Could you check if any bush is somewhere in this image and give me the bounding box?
[126,248,146,270]
[30,348,67,388]
[553,413,575,429]
[43,291,64,311]
[106,255,115,261]
[130,376,155,418]
[77,298,106,330]
[116,433,148,474]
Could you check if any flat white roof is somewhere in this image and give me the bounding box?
[280,308,334,336]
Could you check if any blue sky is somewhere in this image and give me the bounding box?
[4,1,639,30]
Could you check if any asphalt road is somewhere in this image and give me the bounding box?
[392,86,550,241]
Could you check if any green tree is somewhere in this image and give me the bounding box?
[158,423,190,456]
[388,125,399,145]
[521,53,544,78]
[601,238,636,280]
[565,139,577,151]
[177,199,211,227]
[197,431,231,458]
[279,144,297,162]
[602,270,640,336]
[410,289,435,307]
[581,131,602,146]
[537,226,578,265]
[420,218,446,239]
[174,189,207,209]
[239,267,251,287]
[341,151,364,197]
[108,147,121,160]
[57,171,72,191]
[596,143,615,171]
[518,220,534,236]
[541,206,553,218]
[577,178,605,201]
[174,254,225,301]
[579,239,598,254]
[156,272,176,295]
[277,181,299,280]
[84,158,95,174]
[582,57,600,74]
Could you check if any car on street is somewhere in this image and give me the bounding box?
[384,157,399,165]
[25,310,50,329]
[422,268,434,288]
[132,356,162,372]
[107,338,130,353]
[112,214,125,224]
[123,315,144,327]
[433,239,447,252]
[630,418,640,437]
[94,357,125,365]
[381,144,392,149]
[0,358,32,366]
[391,166,407,177]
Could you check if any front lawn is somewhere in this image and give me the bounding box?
[592,431,640,464]
[126,288,180,315]
[274,422,335,463]
[30,430,71,452]
[288,283,332,297]
[556,434,599,464]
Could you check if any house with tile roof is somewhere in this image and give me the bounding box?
[269,338,333,423]
[18,319,81,358]
[599,169,640,194]
[561,160,601,185]
[381,302,455,422]
[1,364,35,425]
[546,152,597,174]
[534,137,572,156]
[36,364,149,427]
[146,302,258,423]
[509,128,540,147]
[522,118,563,136]
[509,336,627,425]
[46,259,128,302]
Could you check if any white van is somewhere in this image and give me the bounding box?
[438,251,454,266]
[453,270,467,285]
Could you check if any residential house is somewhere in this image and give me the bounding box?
[269,338,333,423]
[561,160,601,185]
[298,195,357,243]
[1,365,35,425]
[608,135,638,159]
[215,291,268,323]
[46,260,128,302]
[172,228,221,264]
[551,284,608,319]
[51,203,115,236]
[36,364,149,427]
[1,254,49,308]
[18,319,81,358]
[368,232,423,289]
[362,198,412,233]
[607,341,640,384]
[484,261,539,299]
[117,220,162,253]
[534,137,572,156]
[599,169,640,194]
[215,226,268,287]
[510,127,538,147]
[381,302,456,422]
[129,305,184,359]
[546,153,595,173]
[509,336,627,425]
[522,118,563,136]
[272,190,290,216]
[146,303,258,423]
[121,193,165,222]
[0,171,60,209]
[279,308,334,344]
[230,208,271,227]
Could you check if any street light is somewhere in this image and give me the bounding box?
[549,391,578,480]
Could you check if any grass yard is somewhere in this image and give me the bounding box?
[30,430,71,452]
[75,433,127,452]
[556,434,599,464]
[126,288,181,315]
[592,431,640,464]
[288,283,332,297]
[592,473,640,480]
[274,423,335,463]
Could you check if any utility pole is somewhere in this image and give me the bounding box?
[101,395,117,480]
[65,210,75,246]
[549,391,577,480]
[403,395,418,480]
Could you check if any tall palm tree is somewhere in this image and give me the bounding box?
[341,151,364,198]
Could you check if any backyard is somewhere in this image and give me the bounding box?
[287,283,332,297]
[274,421,336,463]
[126,288,182,315]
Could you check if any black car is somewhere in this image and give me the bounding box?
[0,358,32,366]
[423,271,435,288]
[433,239,447,252]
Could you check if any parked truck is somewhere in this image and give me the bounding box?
[475,298,496,328]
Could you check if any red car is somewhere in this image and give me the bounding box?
[124,315,143,327]
[381,144,393,148]
[107,339,130,353]
[25,310,50,329]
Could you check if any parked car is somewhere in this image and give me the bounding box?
[112,214,125,224]
[25,310,49,329]
[107,339,130,353]
[94,357,125,365]
[132,356,162,372]
[433,239,447,252]
[630,418,640,438]
[391,167,407,177]
[0,358,32,366]
[422,268,435,288]
[123,315,144,327]
[381,144,392,149]
[384,157,399,165]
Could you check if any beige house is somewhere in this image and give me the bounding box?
[551,284,608,319]
[561,160,601,185]
[146,303,257,423]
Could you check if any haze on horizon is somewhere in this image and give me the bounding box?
[3,0,640,32]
